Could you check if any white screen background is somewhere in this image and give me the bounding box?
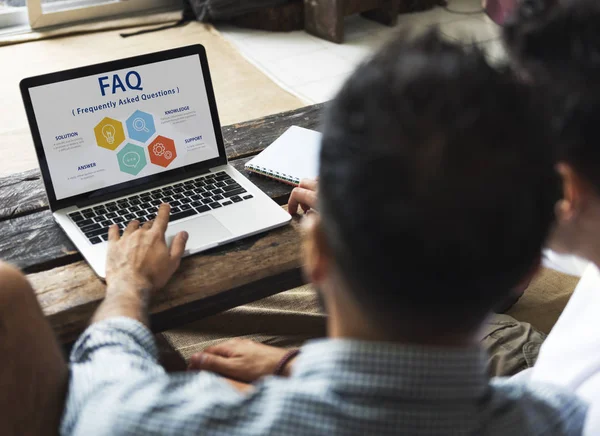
[29,55,220,200]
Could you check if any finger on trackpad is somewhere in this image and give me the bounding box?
[166,214,232,252]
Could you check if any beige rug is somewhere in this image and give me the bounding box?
[0,20,303,176]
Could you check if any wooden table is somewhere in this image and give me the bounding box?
[0,104,324,344]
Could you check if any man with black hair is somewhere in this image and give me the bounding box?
[501,0,600,434]
[58,31,587,435]
[503,0,598,91]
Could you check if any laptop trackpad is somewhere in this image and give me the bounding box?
[166,214,232,253]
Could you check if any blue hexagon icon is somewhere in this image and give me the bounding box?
[126,110,156,143]
[117,143,147,176]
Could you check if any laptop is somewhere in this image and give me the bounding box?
[20,45,291,278]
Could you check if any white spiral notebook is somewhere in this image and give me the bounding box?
[244,126,322,186]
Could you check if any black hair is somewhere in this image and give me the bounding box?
[555,98,600,194]
[318,30,558,331]
[503,0,600,92]
[503,0,600,194]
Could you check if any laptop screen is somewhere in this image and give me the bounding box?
[28,54,220,201]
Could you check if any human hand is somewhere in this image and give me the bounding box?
[288,178,318,215]
[188,339,297,382]
[105,203,188,297]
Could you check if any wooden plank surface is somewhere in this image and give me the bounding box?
[0,104,324,221]
[0,168,47,220]
[28,209,305,344]
[0,210,77,273]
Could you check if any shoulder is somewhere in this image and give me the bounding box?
[489,377,588,435]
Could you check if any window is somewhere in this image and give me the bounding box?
[1,0,179,31]
[0,1,28,30]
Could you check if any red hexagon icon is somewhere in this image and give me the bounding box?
[148,136,177,168]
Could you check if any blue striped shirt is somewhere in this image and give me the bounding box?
[61,317,587,435]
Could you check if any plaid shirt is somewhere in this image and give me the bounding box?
[61,317,587,436]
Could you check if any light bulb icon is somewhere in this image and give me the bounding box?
[102,124,116,145]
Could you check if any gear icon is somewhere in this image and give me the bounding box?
[153,143,165,157]
[148,136,176,168]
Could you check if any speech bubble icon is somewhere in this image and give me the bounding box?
[122,151,140,168]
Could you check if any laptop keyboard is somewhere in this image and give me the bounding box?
[68,171,254,245]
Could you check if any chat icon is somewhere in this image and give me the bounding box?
[122,151,140,168]
[118,143,147,176]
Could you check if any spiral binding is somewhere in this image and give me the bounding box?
[245,163,300,187]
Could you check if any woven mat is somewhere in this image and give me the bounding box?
[0,16,303,176]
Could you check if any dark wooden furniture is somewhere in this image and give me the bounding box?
[230,1,305,31]
[304,0,399,43]
[0,104,324,344]
[223,0,446,39]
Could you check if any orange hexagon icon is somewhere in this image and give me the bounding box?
[148,136,177,168]
[94,117,126,151]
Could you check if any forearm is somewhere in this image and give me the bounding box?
[92,278,152,327]
[63,318,245,436]
[62,317,162,435]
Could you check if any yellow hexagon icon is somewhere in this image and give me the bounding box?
[94,117,125,151]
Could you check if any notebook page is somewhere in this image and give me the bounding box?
[245,126,322,183]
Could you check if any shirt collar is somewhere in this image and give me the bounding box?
[294,338,490,401]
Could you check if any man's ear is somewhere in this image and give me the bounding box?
[301,213,329,286]
[556,162,588,223]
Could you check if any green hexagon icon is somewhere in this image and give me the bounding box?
[94,117,126,150]
[117,143,147,176]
